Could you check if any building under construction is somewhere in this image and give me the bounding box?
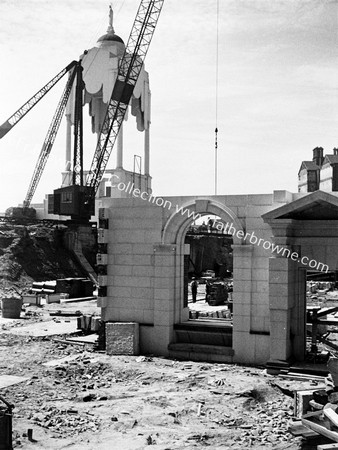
[2,1,338,375]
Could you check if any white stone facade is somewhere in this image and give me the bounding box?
[97,190,311,364]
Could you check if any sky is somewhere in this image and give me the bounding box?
[0,0,337,212]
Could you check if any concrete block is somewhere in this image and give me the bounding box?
[270,338,290,361]
[97,297,108,308]
[111,265,133,276]
[233,292,251,304]
[106,322,139,355]
[131,287,153,300]
[232,331,256,364]
[328,357,338,387]
[154,310,174,326]
[144,230,162,242]
[154,255,175,267]
[269,258,289,271]
[22,295,38,305]
[114,254,153,266]
[273,190,293,204]
[109,243,133,254]
[270,321,288,340]
[233,280,252,293]
[233,268,252,281]
[269,295,290,310]
[107,286,132,298]
[114,230,145,243]
[143,309,154,323]
[153,277,175,289]
[233,257,252,270]
[154,288,172,301]
[110,219,136,230]
[232,302,251,316]
[252,303,268,317]
[269,283,289,298]
[112,275,152,288]
[247,194,273,205]
[102,307,121,322]
[294,390,314,418]
[151,266,169,278]
[251,316,269,333]
[232,315,250,332]
[254,335,270,362]
[247,205,277,218]
[252,269,269,282]
[154,298,175,313]
[253,282,269,295]
[269,270,289,284]
[132,243,155,254]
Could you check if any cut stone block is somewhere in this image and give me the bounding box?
[106,322,139,356]
[328,357,338,387]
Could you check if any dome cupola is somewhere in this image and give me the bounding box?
[97,6,125,56]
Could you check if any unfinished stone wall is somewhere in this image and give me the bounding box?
[97,190,309,365]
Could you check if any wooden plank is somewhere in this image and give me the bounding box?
[301,411,338,442]
[0,375,30,389]
[288,421,319,438]
[317,443,338,449]
[280,374,325,382]
[324,408,338,428]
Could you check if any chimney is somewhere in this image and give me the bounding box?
[313,147,324,167]
[334,148,338,156]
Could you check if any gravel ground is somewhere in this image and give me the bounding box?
[0,305,307,450]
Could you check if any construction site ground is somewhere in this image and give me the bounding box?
[0,300,323,450]
[0,223,336,449]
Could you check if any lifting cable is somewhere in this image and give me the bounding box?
[214,0,219,195]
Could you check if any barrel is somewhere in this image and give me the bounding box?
[1,298,23,319]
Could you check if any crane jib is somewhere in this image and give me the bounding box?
[111,80,134,105]
[0,121,12,139]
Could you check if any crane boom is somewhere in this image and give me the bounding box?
[0,60,77,139]
[23,64,78,208]
[85,0,164,197]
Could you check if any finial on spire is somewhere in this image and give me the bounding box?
[108,5,115,33]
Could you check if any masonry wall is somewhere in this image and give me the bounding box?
[98,191,299,364]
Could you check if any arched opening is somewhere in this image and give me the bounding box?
[162,200,243,360]
[184,214,233,321]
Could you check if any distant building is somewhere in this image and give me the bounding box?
[298,147,338,192]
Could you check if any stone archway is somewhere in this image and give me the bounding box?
[158,197,249,362]
[162,198,245,247]
[161,198,245,322]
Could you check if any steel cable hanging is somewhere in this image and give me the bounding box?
[214,0,220,195]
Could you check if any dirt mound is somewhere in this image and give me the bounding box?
[0,223,86,298]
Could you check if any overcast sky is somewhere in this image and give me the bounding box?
[0,0,337,212]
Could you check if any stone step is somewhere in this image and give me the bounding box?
[174,321,233,346]
[168,342,234,363]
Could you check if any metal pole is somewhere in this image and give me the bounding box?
[215,127,218,195]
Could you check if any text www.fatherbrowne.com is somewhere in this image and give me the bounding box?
[111,175,329,273]
[210,219,329,273]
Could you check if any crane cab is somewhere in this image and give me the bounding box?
[49,185,95,221]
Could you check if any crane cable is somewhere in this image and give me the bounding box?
[214,0,219,195]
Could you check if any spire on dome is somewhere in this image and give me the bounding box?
[108,5,115,34]
[97,5,124,48]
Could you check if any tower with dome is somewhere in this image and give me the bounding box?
[62,6,152,200]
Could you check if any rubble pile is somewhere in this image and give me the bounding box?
[45,358,117,392]
[0,223,86,299]
[31,406,101,436]
[0,329,303,449]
